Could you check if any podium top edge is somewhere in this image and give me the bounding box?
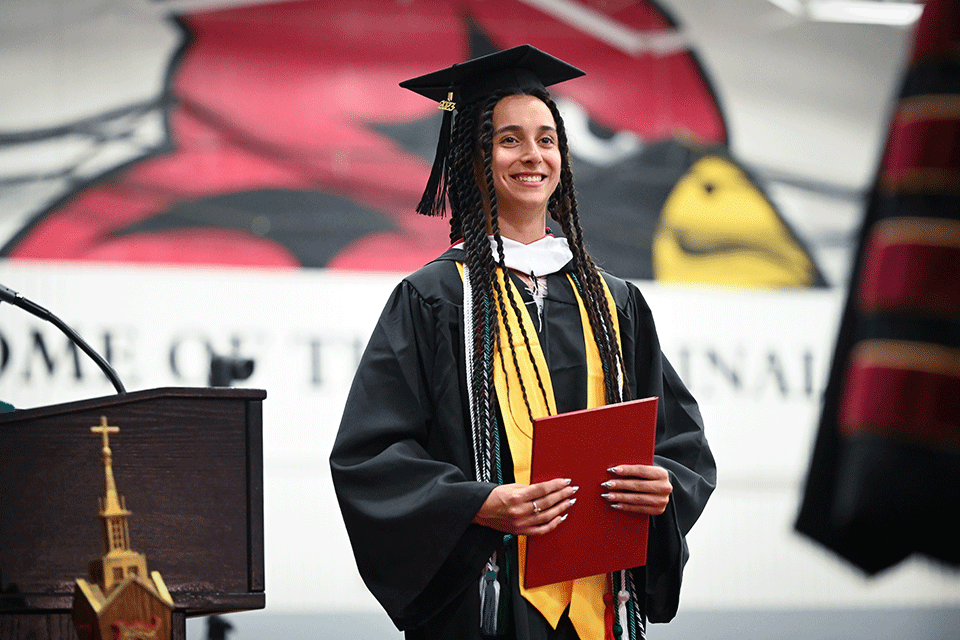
[0,386,267,424]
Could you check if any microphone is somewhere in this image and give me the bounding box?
[209,352,255,388]
[0,283,23,305]
[0,282,126,394]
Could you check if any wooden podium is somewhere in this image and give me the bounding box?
[0,387,266,640]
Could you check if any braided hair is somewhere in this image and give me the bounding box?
[446,88,630,478]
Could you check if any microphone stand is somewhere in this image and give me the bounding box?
[1,283,127,394]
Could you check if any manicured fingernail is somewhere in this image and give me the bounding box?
[564,478,573,485]
[611,503,623,510]
[601,493,613,500]
[569,498,577,506]
[560,514,568,521]
[608,467,620,474]
[571,486,580,493]
[601,480,614,488]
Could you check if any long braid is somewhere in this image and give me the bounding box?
[540,93,631,402]
[489,222,552,424]
[449,100,499,479]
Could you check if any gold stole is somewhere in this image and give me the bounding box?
[460,264,622,640]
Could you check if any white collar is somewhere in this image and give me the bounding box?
[453,235,572,276]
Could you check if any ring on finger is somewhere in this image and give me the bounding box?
[532,500,542,514]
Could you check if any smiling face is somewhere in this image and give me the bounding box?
[489,94,561,241]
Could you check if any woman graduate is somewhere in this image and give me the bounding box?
[330,46,715,640]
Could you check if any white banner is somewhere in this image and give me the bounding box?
[1,260,957,613]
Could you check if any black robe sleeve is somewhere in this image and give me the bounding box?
[330,265,502,629]
[605,275,717,623]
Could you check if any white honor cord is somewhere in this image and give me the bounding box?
[627,570,646,640]
[618,569,630,638]
[462,263,483,482]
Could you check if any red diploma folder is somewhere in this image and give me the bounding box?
[525,396,658,588]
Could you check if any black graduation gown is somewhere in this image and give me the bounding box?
[330,248,716,638]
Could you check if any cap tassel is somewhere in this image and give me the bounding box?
[416,92,456,217]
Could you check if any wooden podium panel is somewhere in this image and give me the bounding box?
[0,387,265,636]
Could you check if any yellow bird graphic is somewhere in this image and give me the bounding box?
[654,154,820,288]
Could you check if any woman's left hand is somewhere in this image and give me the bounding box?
[601,464,672,515]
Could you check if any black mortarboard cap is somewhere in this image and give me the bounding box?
[401,44,585,108]
[400,45,585,217]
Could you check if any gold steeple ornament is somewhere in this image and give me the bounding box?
[88,416,148,591]
[73,416,173,640]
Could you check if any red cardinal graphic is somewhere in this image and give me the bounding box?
[2,0,814,283]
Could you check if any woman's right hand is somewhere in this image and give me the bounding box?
[472,478,578,536]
